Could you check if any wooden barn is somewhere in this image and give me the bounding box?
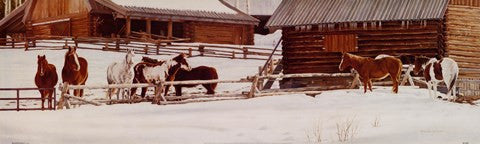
[266,0,480,96]
[225,0,282,35]
[0,0,259,45]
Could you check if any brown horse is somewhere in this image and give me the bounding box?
[131,54,191,98]
[35,55,58,109]
[166,66,218,96]
[62,46,88,97]
[339,53,402,93]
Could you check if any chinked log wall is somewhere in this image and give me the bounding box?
[282,21,444,74]
[185,22,254,45]
[446,4,480,96]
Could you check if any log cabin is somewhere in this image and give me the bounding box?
[0,0,259,45]
[266,0,480,96]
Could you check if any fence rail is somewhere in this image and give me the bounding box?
[0,36,281,60]
[0,87,56,111]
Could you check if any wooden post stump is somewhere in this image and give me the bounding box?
[243,47,248,59]
[156,44,160,55]
[199,45,205,56]
[188,48,193,57]
[248,75,259,98]
[232,51,236,59]
[57,82,70,110]
[144,45,149,54]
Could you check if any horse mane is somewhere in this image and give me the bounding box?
[142,56,161,63]
[416,56,431,65]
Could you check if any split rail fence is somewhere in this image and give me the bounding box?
[0,36,281,60]
[0,87,56,111]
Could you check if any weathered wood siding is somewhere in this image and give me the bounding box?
[28,0,90,37]
[282,21,444,74]
[446,4,480,96]
[449,0,480,7]
[185,22,254,45]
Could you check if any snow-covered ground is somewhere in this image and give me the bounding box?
[1,41,480,144]
[1,86,479,144]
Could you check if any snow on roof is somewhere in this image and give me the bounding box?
[111,0,238,14]
[224,0,282,15]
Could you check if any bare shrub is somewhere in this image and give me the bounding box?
[336,117,358,142]
[372,116,380,127]
[307,120,323,143]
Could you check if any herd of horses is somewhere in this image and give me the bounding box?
[34,46,460,109]
[34,46,218,108]
[339,53,459,100]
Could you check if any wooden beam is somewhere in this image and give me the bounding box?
[126,16,131,36]
[0,33,6,46]
[146,19,152,37]
[167,20,173,39]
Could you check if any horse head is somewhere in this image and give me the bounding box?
[172,53,191,71]
[65,46,81,71]
[37,55,48,76]
[413,56,431,75]
[339,53,351,71]
[125,49,135,66]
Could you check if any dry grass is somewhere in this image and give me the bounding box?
[307,121,323,143]
[372,116,380,127]
[336,117,358,142]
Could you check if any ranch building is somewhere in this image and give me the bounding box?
[266,0,480,96]
[0,0,259,45]
[225,0,282,35]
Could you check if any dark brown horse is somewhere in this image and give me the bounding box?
[62,46,88,97]
[339,53,402,93]
[131,54,191,98]
[35,55,58,109]
[166,66,218,96]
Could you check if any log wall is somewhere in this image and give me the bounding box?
[280,21,444,88]
[185,22,254,45]
[282,21,444,74]
[446,4,480,96]
[28,14,89,37]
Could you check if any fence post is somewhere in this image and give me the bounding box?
[232,51,236,59]
[11,39,15,48]
[156,43,160,55]
[32,38,36,47]
[57,82,70,110]
[64,39,68,47]
[247,75,259,98]
[153,82,166,105]
[16,89,20,111]
[144,45,149,55]
[199,45,205,56]
[115,38,120,50]
[24,37,29,51]
[243,47,248,59]
[103,42,109,50]
[74,37,78,48]
[53,87,57,111]
[188,48,193,57]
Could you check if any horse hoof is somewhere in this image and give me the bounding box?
[437,96,442,99]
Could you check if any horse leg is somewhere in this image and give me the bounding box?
[204,84,215,95]
[363,78,369,93]
[426,82,433,99]
[175,86,182,96]
[40,90,45,109]
[164,85,171,96]
[433,82,439,99]
[391,74,399,94]
[368,80,373,92]
[141,87,147,98]
[47,90,52,109]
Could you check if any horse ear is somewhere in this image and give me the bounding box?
[37,55,40,59]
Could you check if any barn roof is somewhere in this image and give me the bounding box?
[266,0,449,28]
[0,0,30,33]
[101,0,259,25]
[224,0,283,16]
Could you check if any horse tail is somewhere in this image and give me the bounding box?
[447,73,457,95]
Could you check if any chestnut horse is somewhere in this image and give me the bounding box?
[413,56,459,100]
[166,66,218,96]
[131,54,191,98]
[35,55,58,109]
[62,46,88,97]
[339,53,402,93]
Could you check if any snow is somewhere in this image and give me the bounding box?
[224,0,283,15]
[1,86,480,143]
[1,41,480,144]
[111,0,237,14]
[254,30,282,48]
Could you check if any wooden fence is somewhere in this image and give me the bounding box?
[56,72,361,109]
[0,87,56,111]
[0,36,281,60]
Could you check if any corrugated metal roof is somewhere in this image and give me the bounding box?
[123,5,259,24]
[266,0,449,28]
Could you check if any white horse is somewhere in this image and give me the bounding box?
[414,56,459,100]
[107,49,135,101]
